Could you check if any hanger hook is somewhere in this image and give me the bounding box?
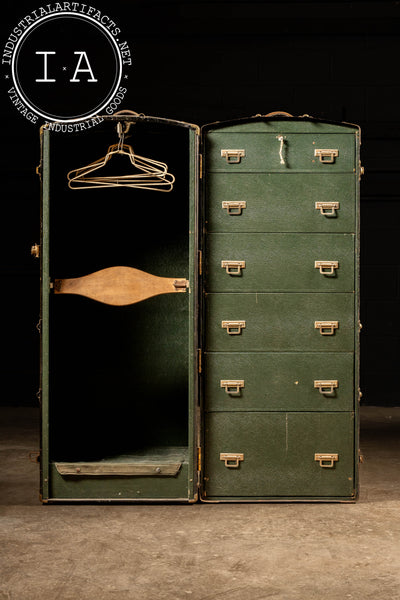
[117,122,125,151]
[117,120,132,135]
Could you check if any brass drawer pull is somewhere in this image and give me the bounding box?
[222,320,246,335]
[222,201,247,215]
[220,380,245,395]
[314,149,339,164]
[220,453,244,468]
[221,149,245,164]
[221,260,246,275]
[315,201,340,216]
[314,260,339,275]
[314,380,338,395]
[314,453,339,468]
[314,321,339,335]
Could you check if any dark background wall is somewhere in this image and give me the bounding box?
[2,0,400,406]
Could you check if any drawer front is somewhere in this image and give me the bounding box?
[206,132,356,173]
[205,352,354,412]
[205,293,355,352]
[203,411,355,499]
[206,233,355,292]
[206,173,356,233]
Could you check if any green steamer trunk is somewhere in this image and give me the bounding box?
[37,112,360,503]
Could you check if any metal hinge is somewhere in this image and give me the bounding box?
[36,389,42,405]
[198,348,202,374]
[199,153,203,179]
[31,243,40,258]
[199,250,202,275]
[197,447,202,489]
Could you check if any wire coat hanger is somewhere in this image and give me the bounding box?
[67,120,175,191]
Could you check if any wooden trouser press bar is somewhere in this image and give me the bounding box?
[53,266,189,306]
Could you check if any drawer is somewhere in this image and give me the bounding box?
[204,352,354,412]
[205,293,355,351]
[206,233,355,292]
[205,173,356,233]
[206,132,356,173]
[203,411,356,499]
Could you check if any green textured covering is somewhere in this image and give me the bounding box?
[206,172,356,234]
[203,412,355,500]
[206,233,355,292]
[206,292,355,352]
[202,117,360,501]
[206,132,356,172]
[204,352,354,412]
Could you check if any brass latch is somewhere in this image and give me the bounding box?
[314,380,338,395]
[314,453,339,468]
[173,279,189,290]
[221,149,246,164]
[28,451,41,464]
[220,453,244,468]
[221,260,246,275]
[314,260,339,275]
[220,380,245,395]
[315,201,340,216]
[314,321,339,335]
[222,320,246,335]
[314,149,339,164]
[31,243,40,258]
[222,201,247,215]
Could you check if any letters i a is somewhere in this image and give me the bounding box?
[35,51,98,82]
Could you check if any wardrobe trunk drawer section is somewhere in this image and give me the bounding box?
[204,352,354,412]
[202,117,359,502]
[206,173,356,233]
[205,292,355,352]
[206,233,355,292]
[206,132,356,173]
[203,411,355,500]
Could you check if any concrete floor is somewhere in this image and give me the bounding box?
[1,407,399,600]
